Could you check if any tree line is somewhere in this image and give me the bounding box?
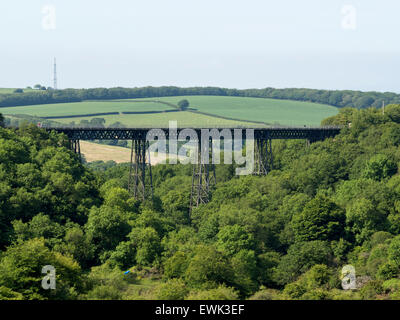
[1,86,400,109]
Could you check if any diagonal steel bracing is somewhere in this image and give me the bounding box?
[190,138,216,212]
[128,139,153,201]
[253,138,273,175]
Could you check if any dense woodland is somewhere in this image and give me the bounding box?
[1,105,400,300]
[1,86,400,109]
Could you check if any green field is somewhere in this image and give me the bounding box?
[53,111,257,128]
[0,88,35,94]
[0,95,338,127]
[139,96,338,126]
[0,100,175,117]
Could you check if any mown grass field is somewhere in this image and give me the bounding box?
[80,141,179,164]
[0,95,338,127]
[0,88,35,94]
[0,100,175,117]
[54,111,256,128]
[139,96,338,126]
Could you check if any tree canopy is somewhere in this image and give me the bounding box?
[1,106,400,300]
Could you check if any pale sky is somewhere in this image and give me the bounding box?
[1,0,399,92]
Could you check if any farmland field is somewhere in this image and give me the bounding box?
[0,88,35,94]
[0,100,176,117]
[80,141,180,164]
[137,96,339,126]
[0,95,339,127]
[53,111,257,128]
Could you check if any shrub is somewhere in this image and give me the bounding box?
[186,285,239,300]
[156,279,189,300]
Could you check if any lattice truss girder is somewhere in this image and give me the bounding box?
[54,127,340,141]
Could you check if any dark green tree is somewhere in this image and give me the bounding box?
[185,245,234,288]
[0,238,82,300]
[177,99,189,110]
[273,241,333,285]
[291,196,346,242]
[363,154,397,181]
[85,206,131,255]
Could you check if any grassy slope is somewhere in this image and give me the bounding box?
[0,101,175,117]
[80,141,179,164]
[0,88,35,94]
[140,96,338,126]
[54,111,257,128]
[0,95,338,127]
[80,141,131,163]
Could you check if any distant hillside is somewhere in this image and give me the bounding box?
[1,86,399,109]
[1,96,338,127]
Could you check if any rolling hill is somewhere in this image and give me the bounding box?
[0,95,338,127]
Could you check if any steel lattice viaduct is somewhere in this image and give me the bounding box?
[47,127,341,211]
